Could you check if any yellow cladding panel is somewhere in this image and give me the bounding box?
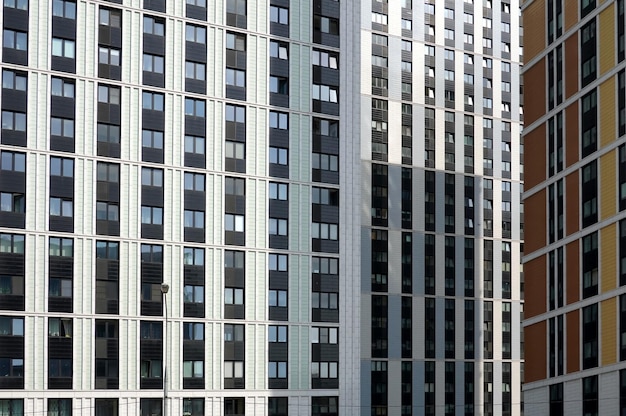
[601,222,617,292]
[523,0,545,63]
[602,297,617,366]
[599,5,616,75]
[600,77,616,148]
[600,152,617,221]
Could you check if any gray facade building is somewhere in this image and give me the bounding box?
[0,0,521,415]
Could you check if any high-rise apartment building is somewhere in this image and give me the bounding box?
[523,0,626,414]
[0,0,522,415]
[361,1,523,415]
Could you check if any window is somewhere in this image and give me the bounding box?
[183,322,204,340]
[184,210,204,229]
[311,327,338,343]
[225,214,244,232]
[185,61,205,81]
[96,202,118,221]
[311,362,338,378]
[270,76,289,94]
[269,253,288,271]
[186,24,206,43]
[268,361,287,379]
[5,0,28,10]
[444,29,455,40]
[49,238,73,257]
[464,12,474,24]
[2,70,27,91]
[98,85,120,105]
[401,40,412,51]
[183,247,204,266]
[464,33,474,44]
[225,141,244,159]
[224,251,244,270]
[141,168,163,187]
[312,153,338,171]
[225,105,245,124]
[50,197,72,217]
[185,135,205,155]
[48,399,72,416]
[269,111,288,129]
[311,222,338,240]
[143,16,164,35]
[371,12,388,25]
[99,8,121,27]
[482,37,492,49]
[97,124,120,143]
[142,92,164,111]
[269,218,288,236]
[184,285,204,303]
[96,163,119,182]
[0,233,25,253]
[270,41,288,59]
[0,316,24,335]
[269,182,288,200]
[483,58,492,68]
[226,68,245,87]
[312,187,339,205]
[502,62,511,72]
[3,30,27,51]
[314,15,339,35]
[98,47,120,66]
[52,38,76,59]
[223,361,244,378]
[2,111,26,132]
[184,173,205,191]
[185,98,206,117]
[50,117,74,137]
[311,50,338,69]
[269,147,288,165]
[269,289,287,307]
[224,288,244,304]
[312,84,338,102]
[183,361,203,378]
[0,192,24,215]
[143,54,164,74]
[141,206,163,225]
[142,130,164,150]
[226,32,246,51]
[270,5,288,24]
[444,8,454,19]
[401,19,412,30]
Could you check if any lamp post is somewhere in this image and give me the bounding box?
[160,283,169,416]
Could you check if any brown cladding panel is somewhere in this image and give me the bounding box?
[564,0,579,32]
[524,124,547,190]
[524,60,546,126]
[524,321,547,383]
[524,191,547,255]
[525,256,547,318]
[566,239,580,304]
[523,0,546,63]
[564,35,579,101]
[566,309,580,374]
[565,102,580,169]
[565,170,580,236]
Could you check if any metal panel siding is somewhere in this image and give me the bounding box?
[522,0,546,63]
[600,222,618,293]
[523,61,546,126]
[564,36,580,101]
[524,321,547,382]
[524,191,546,255]
[524,124,547,192]
[599,6,616,76]
[566,309,580,373]
[599,77,617,148]
[601,297,617,365]
[599,371,620,414]
[600,151,617,220]
[566,240,581,304]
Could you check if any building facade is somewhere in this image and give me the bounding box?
[0,0,522,415]
[523,0,626,414]
[360,1,524,415]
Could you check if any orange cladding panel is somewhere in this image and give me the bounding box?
[525,256,547,318]
[523,0,546,63]
[525,321,547,382]
[525,191,547,255]
[524,124,547,190]
[564,35,579,101]
[567,309,580,373]
[524,60,546,126]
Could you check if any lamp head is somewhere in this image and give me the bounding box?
[160,283,169,294]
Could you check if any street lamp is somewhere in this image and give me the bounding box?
[160,283,169,416]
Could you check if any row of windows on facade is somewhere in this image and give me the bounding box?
[0,396,334,416]
[0,316,340,385]
[368,359,514,416]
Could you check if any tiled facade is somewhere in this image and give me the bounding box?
[523,0,626,414]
